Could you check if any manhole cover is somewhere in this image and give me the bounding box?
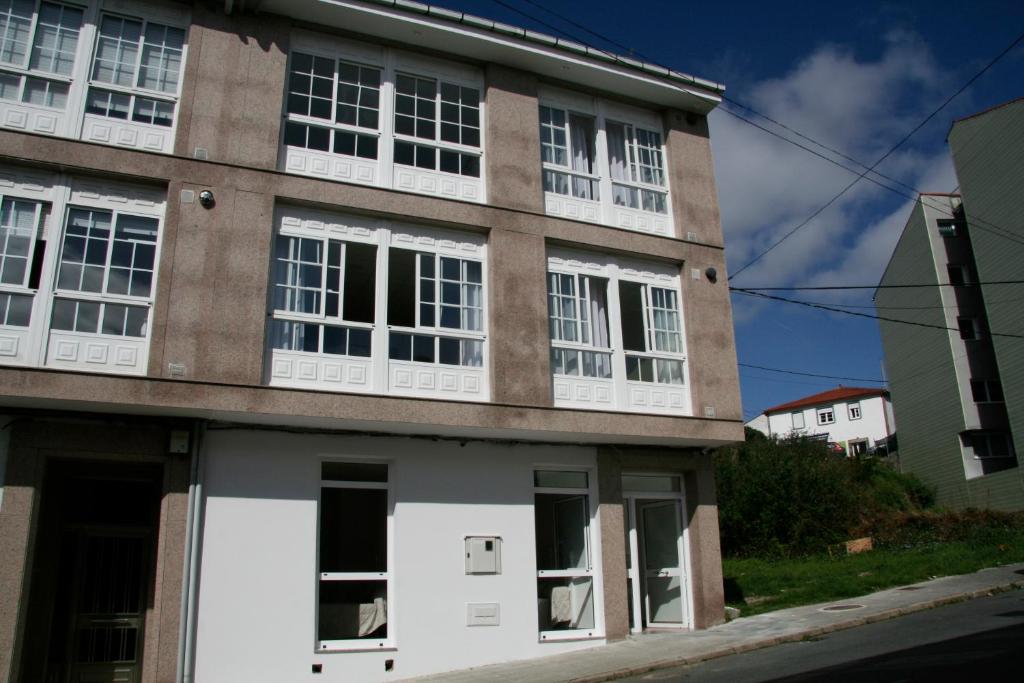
[820,604,864,612]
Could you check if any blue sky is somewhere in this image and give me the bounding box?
[430,0,1024,419]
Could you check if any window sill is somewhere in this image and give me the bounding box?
[538,632,603,643]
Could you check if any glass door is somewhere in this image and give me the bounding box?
[622,474,690,632]
[639,500,684,626]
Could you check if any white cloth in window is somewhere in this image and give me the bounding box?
[550,585,572,623]
[358,597,387,636]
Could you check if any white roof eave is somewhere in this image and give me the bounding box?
[252,0,724,114]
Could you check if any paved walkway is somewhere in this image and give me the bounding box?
[403,563,1024,683]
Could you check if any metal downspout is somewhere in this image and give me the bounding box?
[176,421,207,683]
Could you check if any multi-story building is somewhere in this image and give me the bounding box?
[877,98,1023,510]
[0,1,742,681]
[745,386,895,456]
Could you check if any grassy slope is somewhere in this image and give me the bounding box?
[723,530,1024,617]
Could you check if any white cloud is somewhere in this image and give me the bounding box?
[710,32,957,292]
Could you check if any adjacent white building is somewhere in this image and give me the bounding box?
[746,387,895,456]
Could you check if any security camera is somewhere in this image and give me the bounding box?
[198,190,215,208]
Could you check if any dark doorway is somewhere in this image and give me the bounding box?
[19,459,162,683]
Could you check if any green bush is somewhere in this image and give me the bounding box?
[715,433,859,557]
[715,431,936,558]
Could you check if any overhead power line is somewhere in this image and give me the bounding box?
[491,1,1024,267]
[732,279,1024,291]
[738,362,885,383]
[728,29,1024,279]
[731,287,1024,339]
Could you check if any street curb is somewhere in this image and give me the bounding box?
[562,579,1024,683]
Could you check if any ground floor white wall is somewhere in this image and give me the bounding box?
[192,429,607,682]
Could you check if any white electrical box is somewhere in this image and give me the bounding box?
[465,536,501,574]
[466,602,500,626]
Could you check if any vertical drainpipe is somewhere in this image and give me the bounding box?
[176,420,207,683]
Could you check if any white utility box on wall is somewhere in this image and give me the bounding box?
[465,536,501,574]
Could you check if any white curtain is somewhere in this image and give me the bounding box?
[606,122,628,181]
[569,115,595,200]
[588,278,609,348]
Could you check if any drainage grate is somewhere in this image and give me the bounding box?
[820,604,864,612]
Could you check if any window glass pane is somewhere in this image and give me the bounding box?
[131,96,174,126]
[29,2,83,75]
[388,331,411,360]
[0,0,33,66]
[272,235,322,314]
[92,15,141,87]
[462,339,483,367]
[622,475,680,492]
[85,88,130,119]
[534,492,589,569]
[0,292,31,326]
[537,576,595,631]
[269,319,319,353]
[348,328,371,357]
[318,580,388,641]
[322,461,388,482]
[58,209,111,293]
[0,71,19,100]
[22,77,67,108]
[534,470,588,489]
[319,487,387,571]
[412,334,434,362]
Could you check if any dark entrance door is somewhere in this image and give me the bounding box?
[19,460,160,683]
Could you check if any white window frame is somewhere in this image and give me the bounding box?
[0,1,83,107]
[847,402,861,420]
[265,207,490,402]
[539,86,673,236]
[533,467,603,642]
[0,0,190,152]
[547,270,613,383]
[0,194,46,328]
[280,31,486,203]
[817,407,835,425]
[0,168,165,374]
[316,459,395,652]
[546,248,690,416]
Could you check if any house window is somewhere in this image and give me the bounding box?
[547,250,689,415]
[937,219,957,237]
[538,93,672,234]
[85,12,184,129]
[534,470,596,639]
[620,281,684,385]
[393,74,481,177]
[970,379,1004,403]
[0,0,82,110]
[387,249,484,368]
[547,271,612,379]
[847,402,861,420]
[540,106,598,201]
[52,207,158,338]
[317,461,392,650]
[280,39,484,201]
[946,264,969,287]
[791,411,805,430]
[606,121,668,214]
[283,53,381,161]
[969,432,1013,459]
[0,195,46,326]
[957,317,981,341]
[268,233,376,359]
[817,408,835,425]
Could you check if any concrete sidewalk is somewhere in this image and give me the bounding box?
[403,563,1024,683]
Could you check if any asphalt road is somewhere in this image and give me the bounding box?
[615,589,1024,682]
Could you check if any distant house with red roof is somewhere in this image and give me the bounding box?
[745,386,895,456]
